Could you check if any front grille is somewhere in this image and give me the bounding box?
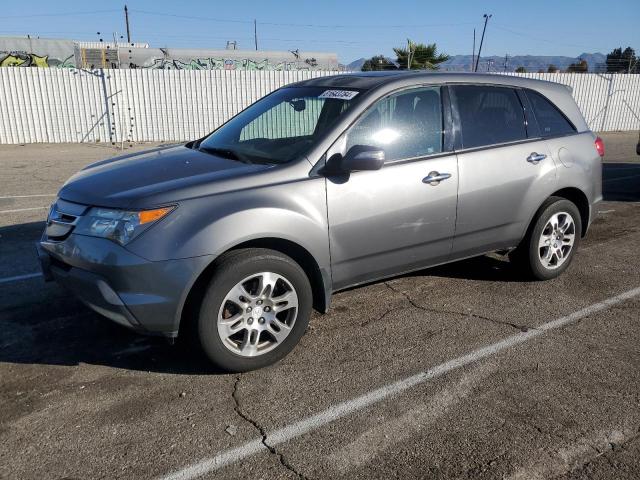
[44,199,89,241]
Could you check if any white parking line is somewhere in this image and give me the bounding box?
[604,173,640,183]
[0,194,55,199]
[0,272,43,284]
[0,206,48,214]
[159,286,640,480]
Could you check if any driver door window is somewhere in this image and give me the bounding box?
[345,86,443,162]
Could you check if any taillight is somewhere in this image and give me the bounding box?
[595,137,605,157]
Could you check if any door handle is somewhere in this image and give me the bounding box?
[526,152,547,164]
[422,171,452,185]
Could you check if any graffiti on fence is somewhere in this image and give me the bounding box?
[120,46,336,70]
[0,38,77,68]
[0,51,75,68]
[135,56,315,71]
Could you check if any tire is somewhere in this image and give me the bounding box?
[196,248,312,372]
[511,197,582,280]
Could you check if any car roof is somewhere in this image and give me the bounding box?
[289,71,588,132]
[290,71,561,91]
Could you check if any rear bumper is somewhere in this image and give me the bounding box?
[37,234,213,337]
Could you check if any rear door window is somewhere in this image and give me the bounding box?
[526,90,576,137]
[451,85,527,149]
[345,86,444,163]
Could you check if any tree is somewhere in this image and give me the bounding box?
[606,47,638,73]
[547,64,559,73]
[393,40,449,70]
[361,55,397,71]
[515,66,527,73]
[567,59,588,73]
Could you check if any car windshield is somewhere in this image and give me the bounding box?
[197,86,361,164]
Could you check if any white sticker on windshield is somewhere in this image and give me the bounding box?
[318,90,359,100]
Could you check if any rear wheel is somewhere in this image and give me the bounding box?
[196,248,312,372]
[511,197,582,280]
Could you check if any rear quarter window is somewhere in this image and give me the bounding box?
[527,90,576,137]
[451,85,528,149]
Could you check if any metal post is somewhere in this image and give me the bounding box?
[124,5,131,43]
[475,13,491,72]
[254,20,258,50]
[112,32,121,69]
[471,29,476,72]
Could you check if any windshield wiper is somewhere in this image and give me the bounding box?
[198,146,253,164]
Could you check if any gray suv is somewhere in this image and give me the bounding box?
[38,72,603,371]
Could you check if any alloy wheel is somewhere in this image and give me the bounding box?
[217,272,299,357]
[538,211,576,270]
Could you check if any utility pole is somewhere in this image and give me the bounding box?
[124,5,131,43]
[471,28,476,72]
[407,39,412,70]
[504,53,508,72]
[474,13,492,72]
[254,19,258,50]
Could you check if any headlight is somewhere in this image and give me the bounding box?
[75,206,175,245]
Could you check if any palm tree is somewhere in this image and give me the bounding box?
[361,55,397,71]
[393,40,449,70]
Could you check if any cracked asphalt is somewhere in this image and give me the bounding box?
[1,132,639,480]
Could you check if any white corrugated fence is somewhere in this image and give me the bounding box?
[0,69,638,144]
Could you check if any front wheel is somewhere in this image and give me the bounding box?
[511,197,582,280]
[196,248,312,372]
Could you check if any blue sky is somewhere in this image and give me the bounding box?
[2,0,639,63]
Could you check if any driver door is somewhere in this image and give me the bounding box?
[325,86,459,289]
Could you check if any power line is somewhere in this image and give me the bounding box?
[130,10,251,24]
[0,9,119,19]
[492,24,610,52]
[107,30,368,45]
[129,9,477,29]
[0,28,369,47]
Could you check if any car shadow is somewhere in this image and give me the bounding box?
[602,161,640,202]
[0,221,223,374]
[426,254,527,282]
[1,299,223,374]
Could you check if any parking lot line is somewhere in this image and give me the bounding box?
[0,206,48,214]
[0,272,42,284]
[159,286,640,480]
[0,194,56,199]
[603,173,640,183]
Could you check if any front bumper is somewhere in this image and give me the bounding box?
[37,234,213,337]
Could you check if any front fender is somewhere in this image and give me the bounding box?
[126,176,330,281]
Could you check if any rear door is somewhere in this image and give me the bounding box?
[325,86,458,289]
[449,84,557,258]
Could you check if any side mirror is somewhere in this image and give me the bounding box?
[341,145,385,172]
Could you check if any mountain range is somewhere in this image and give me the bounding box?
[347,53,607,72]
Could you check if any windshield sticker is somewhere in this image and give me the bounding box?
[318,90,359,100]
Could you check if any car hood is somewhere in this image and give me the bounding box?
[58,145,276,208]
